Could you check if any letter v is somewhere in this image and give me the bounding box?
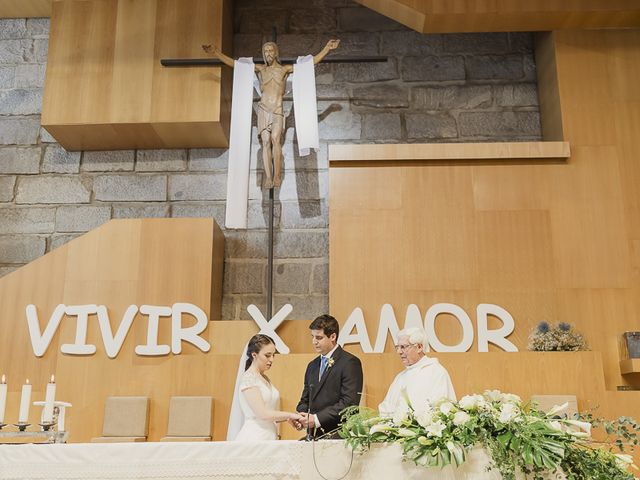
[96,305,138,359]
[26,304,66,357]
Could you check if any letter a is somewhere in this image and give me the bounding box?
[338,307,373,353]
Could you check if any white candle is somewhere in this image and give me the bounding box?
[18,379,32,423]
[0,375,7,424]
[43,375,56,423]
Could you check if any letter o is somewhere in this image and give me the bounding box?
[425,303,474,352]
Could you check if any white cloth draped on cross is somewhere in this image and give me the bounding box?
[224,57,319,229]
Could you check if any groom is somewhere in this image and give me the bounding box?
[294,314,363,438]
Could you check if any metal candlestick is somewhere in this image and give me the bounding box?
[13,422,30,431]
[38,421,56,431]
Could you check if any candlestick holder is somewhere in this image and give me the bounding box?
[39,421,56,432]
[14,422,30,431]
[0,423,6,430]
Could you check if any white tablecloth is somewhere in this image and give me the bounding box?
[0,440,508,480]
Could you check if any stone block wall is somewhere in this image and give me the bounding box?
[0,1,541,320]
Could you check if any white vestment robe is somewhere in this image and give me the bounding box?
[378,355,456,416]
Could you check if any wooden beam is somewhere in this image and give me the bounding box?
[355,0,640,33]
[329,141,570,164]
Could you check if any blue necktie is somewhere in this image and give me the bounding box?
[319,356,328,378]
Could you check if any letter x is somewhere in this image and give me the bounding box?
[246,303,292,354]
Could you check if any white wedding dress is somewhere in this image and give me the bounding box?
[234,370,281,441]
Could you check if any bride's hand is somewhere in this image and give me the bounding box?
[288,412,304,430]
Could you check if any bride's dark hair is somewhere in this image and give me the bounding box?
[245,334,276,371]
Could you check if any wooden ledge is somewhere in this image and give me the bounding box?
[329,142,570,165]
[620,359,640,375]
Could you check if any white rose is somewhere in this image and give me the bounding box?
[425,421,446,437]
[459,394,485,410]
[439,402,455,415]
[501,393,522,405]
[498,403,520,423]
[416,410,435,427]
[453,411,471,426]
[484,390,503,402]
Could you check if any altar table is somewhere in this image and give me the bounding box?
[0,440,505,480]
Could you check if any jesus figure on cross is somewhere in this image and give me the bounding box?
[203,39,340,189]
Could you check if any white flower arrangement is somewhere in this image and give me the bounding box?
[340,390,640,480]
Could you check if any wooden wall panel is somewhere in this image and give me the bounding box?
[41,0,232,150]
[0,218,225,441]
[329,29,640,426]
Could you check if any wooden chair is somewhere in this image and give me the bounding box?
[90,396,149,443]
[160,396,213,442]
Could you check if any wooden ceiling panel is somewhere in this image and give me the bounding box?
[41,0,232,150]
[355,0,640,33]
[0,0,51,18]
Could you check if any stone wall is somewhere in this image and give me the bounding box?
[0,1,540,320]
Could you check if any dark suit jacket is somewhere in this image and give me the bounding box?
[296,345,363,435]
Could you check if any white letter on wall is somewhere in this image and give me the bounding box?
[425,303,474,352]
[373,304,424,353]
[338,307,373,353]
[60,305,98,355]
[96,305,138,358]
[135,305,171,356]
[246,304,292,354]
[26,304,66,357]
[476,303,518,352]
[171,303,211,354]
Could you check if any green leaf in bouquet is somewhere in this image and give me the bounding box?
[497,431,513,448]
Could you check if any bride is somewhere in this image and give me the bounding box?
[229,334,303,441]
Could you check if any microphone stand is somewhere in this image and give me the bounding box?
[306,384,314,441]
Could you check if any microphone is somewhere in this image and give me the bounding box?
[306,383,314,442]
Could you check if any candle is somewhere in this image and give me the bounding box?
[0,375,6,424]
[18,379,32,423]
[43,375,56,423]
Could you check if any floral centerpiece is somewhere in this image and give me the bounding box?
[528,322,589,352]
[339,390,638,480]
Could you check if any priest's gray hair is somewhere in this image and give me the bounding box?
[397,327,427,352]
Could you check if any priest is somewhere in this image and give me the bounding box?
[378,327,456,416]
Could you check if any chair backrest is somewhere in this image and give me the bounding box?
[166,396,213,437]
[530,395,578,417]
[102,396,149,437]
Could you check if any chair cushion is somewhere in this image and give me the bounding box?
[102,396,149,437]
[166,396,213,437]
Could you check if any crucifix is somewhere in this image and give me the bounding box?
[162,32,386,319]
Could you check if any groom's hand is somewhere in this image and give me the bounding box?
[288,415,303,431]
[299,412,317,428]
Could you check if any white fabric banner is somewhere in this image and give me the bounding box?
[292,55,319,157]
[225,58,255,230]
